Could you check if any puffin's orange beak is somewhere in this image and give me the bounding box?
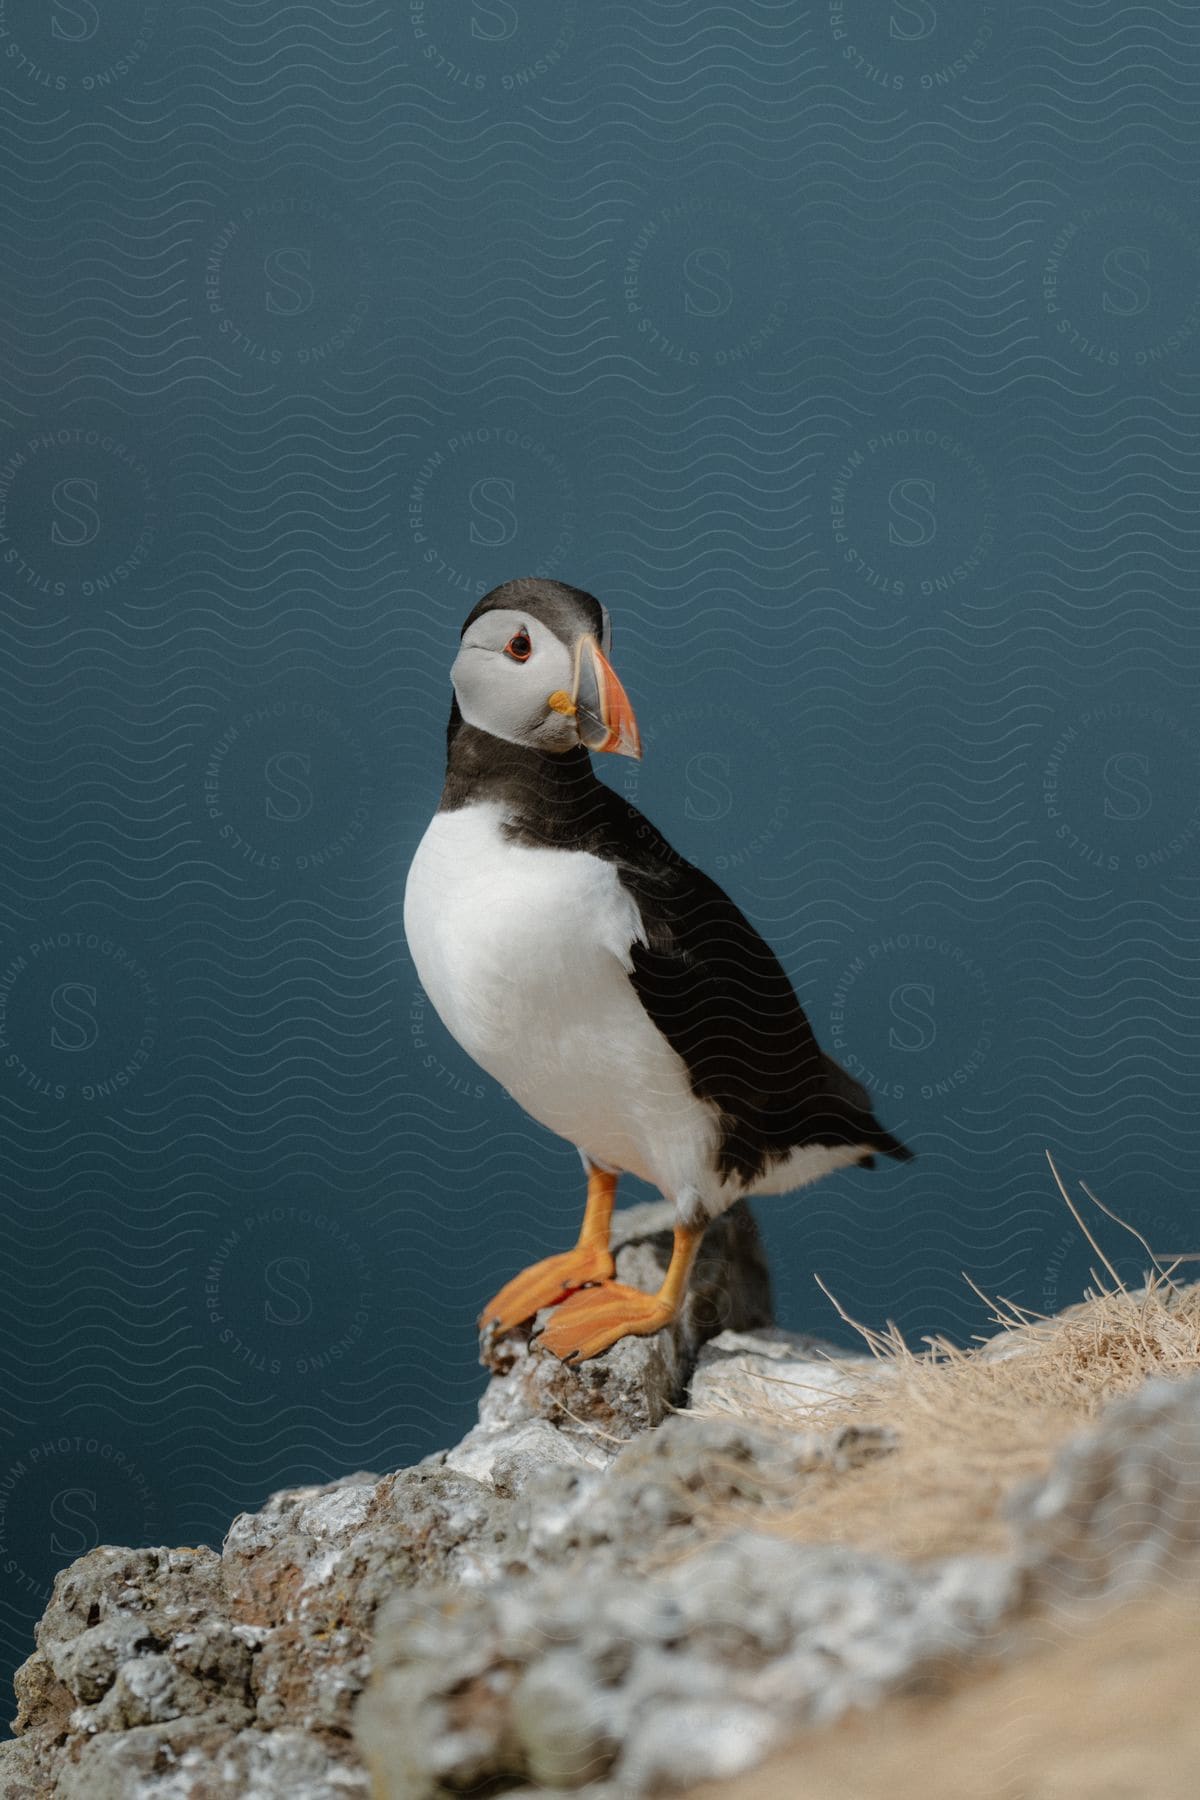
[571,636,642,759]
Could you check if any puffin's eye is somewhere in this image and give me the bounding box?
[504,630,532,662]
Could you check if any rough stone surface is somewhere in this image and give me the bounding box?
[2,1529,371,1800]
[50,1721,367,1800]
[690,1326,898,1473]
[357,1533,1022,1798]
[689,1325,881,1421]
[0,1202,770,1798]
[1009,1372,1200,1601]
[4,1224,1200,1800]
[474,1199,775,1442]
[356,1369,1200,1797]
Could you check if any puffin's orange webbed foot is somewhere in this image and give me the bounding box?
[533,1281,675,1363]
[478,1242,615,1337]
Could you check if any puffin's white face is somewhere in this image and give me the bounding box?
[451,607,641,759]
[452,608,578,752]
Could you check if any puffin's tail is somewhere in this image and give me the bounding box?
[859,1127,916,1168]
[821,1052,916,1167]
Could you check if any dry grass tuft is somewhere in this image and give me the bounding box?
[696,1158,1200,1561]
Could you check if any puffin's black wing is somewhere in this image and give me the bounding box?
[601,792,914,1187]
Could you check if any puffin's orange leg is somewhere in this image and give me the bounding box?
[478,1167,618,1335]
[535,1222,703,1363]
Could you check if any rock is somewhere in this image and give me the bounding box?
[689,1325,881,1421]
[475,1200,774,1443]
[510,1654,619,1788]
[15,1544,256,1737]
[1009,1372,1200,1603]
[445,1415,612,1491]
[1,1202,771,1798]
[689,1325,898,1473]
[355,1531,1023,1799]
[2,1459,523,1798]
[621,1699,784,1792]
[355,1367,1200,1797]
[4,1535,367,1800]
[6,1228,1200,1800]
[51,1721,368,1800]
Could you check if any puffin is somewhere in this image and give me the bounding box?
[404,577,913,1363]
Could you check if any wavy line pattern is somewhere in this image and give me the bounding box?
[1,0,1199,1720]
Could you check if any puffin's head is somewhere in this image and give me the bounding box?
[451,577,641,760]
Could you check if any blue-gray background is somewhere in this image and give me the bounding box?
[2,0,1199,1709]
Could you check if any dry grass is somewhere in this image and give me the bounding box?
[693,1585,1200,1800]
[695,1159,1200,1561]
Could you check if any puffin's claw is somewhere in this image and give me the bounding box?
[533,1281,674,1363]
[478,1242,615,1337]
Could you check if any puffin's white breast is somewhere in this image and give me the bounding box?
[403,802,718,1195]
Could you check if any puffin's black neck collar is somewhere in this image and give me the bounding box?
[440,700,607,845]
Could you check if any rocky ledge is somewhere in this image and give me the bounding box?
[3,1201,1199,1799]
